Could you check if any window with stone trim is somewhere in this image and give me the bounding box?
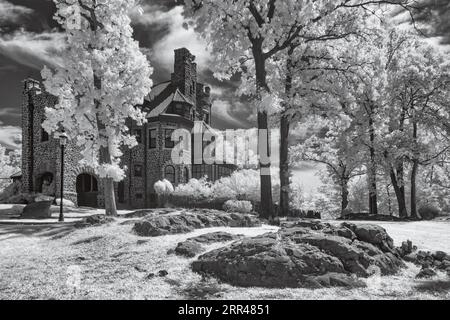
[165,129,174,148]
[164,165,175,184]
[192,164,212,180]
[134,164,143,177]
[149,129,157,149]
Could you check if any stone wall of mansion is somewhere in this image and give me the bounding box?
[20,48,235,209]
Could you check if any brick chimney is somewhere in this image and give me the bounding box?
[171,48,197,106]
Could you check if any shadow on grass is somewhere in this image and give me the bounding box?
[0,223,77,241]
[414,279,450,293]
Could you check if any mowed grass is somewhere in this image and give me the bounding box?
[0,215,449,300]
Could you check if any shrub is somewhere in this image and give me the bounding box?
[223,200,253,213]
[154,179,174,195]
[172,177,213,201]
[418,204,440,220]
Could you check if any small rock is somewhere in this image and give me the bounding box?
[134,266,147,272]
[399,240,414,256]
[174,240,203,257]
[432,251,447,261]
[158,270,168,277]
[433,260,442,268]
[416,268,437,279]
[146,273,155,279]
[75,256,86,261]
[403,253,418,263]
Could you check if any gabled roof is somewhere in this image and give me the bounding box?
[145,81,194,118]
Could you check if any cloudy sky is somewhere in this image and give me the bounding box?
[0,0,259,150]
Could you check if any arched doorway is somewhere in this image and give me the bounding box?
[76,173,98,208]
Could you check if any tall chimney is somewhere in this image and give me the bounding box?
[171,48,197,106]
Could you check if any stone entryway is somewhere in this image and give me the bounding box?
[76,173,98,208]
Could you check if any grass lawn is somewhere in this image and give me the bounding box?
[0,211,449,300]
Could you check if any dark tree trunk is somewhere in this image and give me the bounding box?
[279,47,294,217]
[389,105,408,219]
[252,39,274,219]
[390,165,408,218]
[410,160,419,219]
[410,120,419,219]
[341,178,349,215]
[367,105,378,216]
[279,115,290,216]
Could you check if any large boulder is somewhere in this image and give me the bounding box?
[133,211,261,237]
[192,220,406,288]
[21,201,52,219]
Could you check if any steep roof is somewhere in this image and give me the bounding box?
[145,81,194,118]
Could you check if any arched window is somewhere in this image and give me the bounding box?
[164,165,175,184]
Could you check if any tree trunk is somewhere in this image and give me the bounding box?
[367,105,378,216]
[341,178,349,215]
[279,115,290,216]
[258,111,274,219]
[279,47,294,217]
[386,184,393,216]
[390,165,408,218]
[410,120,419,219]
[94,74,117,216]
[253,40,274,219]
[410,159,419,219]
[99,145,117,216]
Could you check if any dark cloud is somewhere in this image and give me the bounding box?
[410,0,450,44]
[0,0,254,149]
[0,0,58,35]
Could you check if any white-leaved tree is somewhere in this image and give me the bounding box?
[183,0,414,219]
[42,0,153,215]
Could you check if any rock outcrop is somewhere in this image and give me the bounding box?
[133,211,261,237]
[192,220,405,288]
[396,240,450,278]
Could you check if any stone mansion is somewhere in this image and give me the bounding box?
[20,48,235,209]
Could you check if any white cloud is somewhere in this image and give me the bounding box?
[0,107,21,118]
[141,6,210,73]
[0,31,65,70]
[0,124,21,150]
[212,99,249,128]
